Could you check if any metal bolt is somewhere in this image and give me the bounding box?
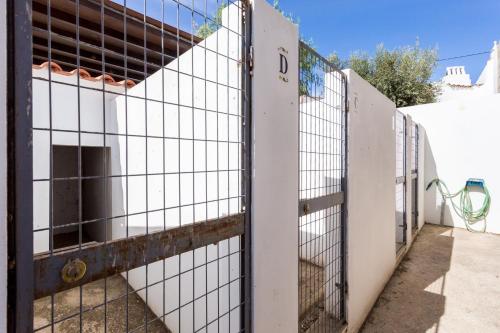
[303,203,311,214]
[61,258,87,284]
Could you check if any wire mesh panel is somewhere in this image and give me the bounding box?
[411,123,419,230]
[298,42,347,333]
[27,0,250,332]
[411,123,418,173]
[395,111,406,252]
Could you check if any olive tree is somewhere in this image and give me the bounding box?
[328,44,439,107]
[195,3,227,39]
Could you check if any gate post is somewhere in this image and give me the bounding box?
[6,0,34,332]
[250,0,299,331]
[405,115,413,245]
[0,1,7,330]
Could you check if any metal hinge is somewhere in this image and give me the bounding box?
[336,281,348,295]
[249,45,254,76]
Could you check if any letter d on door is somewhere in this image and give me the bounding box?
[280,53,288,74]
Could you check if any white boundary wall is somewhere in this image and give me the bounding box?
[343,70,425,332]
[343,69,396,332]
[401,93,500,234]
[251,0,299,331]
[1,2,432,330]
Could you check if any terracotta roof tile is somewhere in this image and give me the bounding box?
[33,61,136,89]
[446,83,473,88]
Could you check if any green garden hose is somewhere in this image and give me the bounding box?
[426,179,491,232]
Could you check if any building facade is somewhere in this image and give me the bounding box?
[437,41,500,102]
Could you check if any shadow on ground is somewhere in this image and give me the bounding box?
[361,224,500,333]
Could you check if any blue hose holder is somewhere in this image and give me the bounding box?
[466,178,485,189]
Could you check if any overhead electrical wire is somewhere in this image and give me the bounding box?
[437,51,490,62]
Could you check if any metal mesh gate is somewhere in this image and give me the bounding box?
[298,42,347,333]
[8,0,251,332]
[411,122,419,231]
[395,111,406,252]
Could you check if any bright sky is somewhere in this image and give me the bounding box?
[272,0,500,82]
[113,0,500,82]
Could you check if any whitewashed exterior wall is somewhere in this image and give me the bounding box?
[401,93,500,234]
[343,69,425,333]
[251,0,299,330]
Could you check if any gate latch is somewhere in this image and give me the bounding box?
[303,203,311,215]
[61,258,87,283]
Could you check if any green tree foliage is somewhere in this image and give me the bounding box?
[325,53,346,72]
[272,1,320,96]
[195,3,227,39]
[328,45,439,107]
[198,0,320,95]
[299,41,320,96]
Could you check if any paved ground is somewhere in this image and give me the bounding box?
[361,224,500,333]
[299,260,344,333]
[34,275,170,333]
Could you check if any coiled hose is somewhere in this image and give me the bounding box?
[426,179,491,232]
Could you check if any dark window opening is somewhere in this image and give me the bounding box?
[53,145,111,249]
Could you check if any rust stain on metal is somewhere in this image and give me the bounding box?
[61,258,87,283]
[33,213,244,299]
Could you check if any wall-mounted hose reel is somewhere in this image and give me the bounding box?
[426,178,491,232]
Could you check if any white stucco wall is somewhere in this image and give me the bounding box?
[437,84,487,103]
[343,69,398,333]
[495,41,500,94]
[401,93,500,234]
[251,0,299,331]
[0,0,7,330]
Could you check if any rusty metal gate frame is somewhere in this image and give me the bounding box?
[298,41,348,332]
[7,0,253,332]
[7,0,35,331]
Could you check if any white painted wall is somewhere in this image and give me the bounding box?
[0,0,7,330]
[496,41,500,93]
[343,69,398,333]
[401,93,500,234]
[251,0,299,331]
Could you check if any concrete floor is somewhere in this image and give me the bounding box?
[34,275,170,333]
[299,260,343,333]
[362,224,500,333]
